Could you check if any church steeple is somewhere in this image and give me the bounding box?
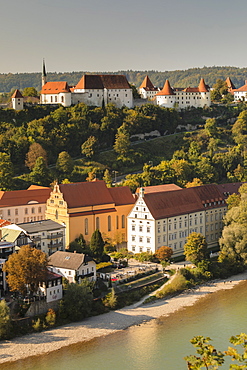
[42,59,47,87]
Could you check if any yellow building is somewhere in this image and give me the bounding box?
[45,180,135,248]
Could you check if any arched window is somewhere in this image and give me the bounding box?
[121,215,125,228]
[96,217,100,230]
[55,210,58,220]
[61,96,64,103]
[85,218,88,235]
[116,215,119,229]
[108,216,111,232]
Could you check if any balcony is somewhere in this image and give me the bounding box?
[47,233,64,239]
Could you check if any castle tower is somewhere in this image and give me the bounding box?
[11,89,23,110]
[42,59,47,87]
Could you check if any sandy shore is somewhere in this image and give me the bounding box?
[0,271,246,365]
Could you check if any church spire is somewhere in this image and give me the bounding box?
[42,59,47,87]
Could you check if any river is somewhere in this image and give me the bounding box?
[0,280,247,370]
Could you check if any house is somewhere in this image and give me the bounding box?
[0,219,65,255]
[45,180,135,247]
[38,270,63,303]
[11,89,24,110]
[139,75,160,100]
[40,62,133,108]
[0,185,51,224]
[127,183,243,258]
[48,250,96,283]
[155,78,211,109]
[0,241,15,296]
[232,80,247,101]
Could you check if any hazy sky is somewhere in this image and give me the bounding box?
[1,0,247,74]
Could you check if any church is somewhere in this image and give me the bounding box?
[40,61,133,108]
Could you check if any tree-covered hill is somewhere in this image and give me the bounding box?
[1,66,247,93]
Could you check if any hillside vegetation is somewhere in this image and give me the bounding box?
[1,66,247,93]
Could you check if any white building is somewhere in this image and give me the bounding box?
[155,78,211,109]
[39,270,63,303]
[40,62,133,109]
[11,89,24,110]
[139,75,160,100]
[0,185,51,224]
[127,183,243,258]
[48,251,96,283]
[233,80,247,102]
[1,219,65,255]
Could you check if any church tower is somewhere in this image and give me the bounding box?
[42,59,47,87]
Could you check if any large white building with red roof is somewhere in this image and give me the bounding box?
[127,183,243,258]
[232,80,247,102]
[155,78,211,109]
[0,185,51,224]
[40,62,133,108]
[139,75,160,100]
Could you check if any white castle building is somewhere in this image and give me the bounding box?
[40,61,133,109]
[138,76,211,109]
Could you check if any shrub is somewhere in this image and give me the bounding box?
[45,309,56,327]
[156,273,187,299]
[103,288,117,309]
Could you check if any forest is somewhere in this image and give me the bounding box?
[0,100,247,192]
[1,66,247,93]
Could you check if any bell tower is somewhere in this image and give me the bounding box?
[42,59,47,87]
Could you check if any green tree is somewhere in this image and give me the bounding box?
[30,156,51,186]
[184,232,208,266]
[59,280,93,321]
[185,333,247,369]
[210,79,228,102]
[3,245,48,296]
[113,124,131,157]
[185,178,203,188]
[0,152,14,190]
[204,118,218,138]
[81,136,99,158]
[90,229,105,261]
[0,300,11,339]
[22,87,39,97]
[103,169,113,187]
[56,151,74,176]
[68,234,90,254]
[232,110,247,146]
[25,142,47,170]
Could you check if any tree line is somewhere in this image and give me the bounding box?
[1,66,247,93]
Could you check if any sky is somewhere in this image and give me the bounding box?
[1,0,247,74]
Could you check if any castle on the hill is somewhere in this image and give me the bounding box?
[40,61,133,108]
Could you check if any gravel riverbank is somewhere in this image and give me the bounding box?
[0,271,246,365]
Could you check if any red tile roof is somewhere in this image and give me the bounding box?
[198,78,209,92]
[139,76,155,89]
[12,89,23,99]
[156,80,175,96]
[108,186,135,206]
[41,81,70,94]
[142,184,226,220]
[0,187,51,207]
[225,77,236,91]
[0,219,11,227]
[136,184,181,194]
[75,74,131,90]
[233,83,247,92]
[58,181,114,208]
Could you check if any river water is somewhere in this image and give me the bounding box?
[1,280,247,370]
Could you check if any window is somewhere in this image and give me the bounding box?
[132,246,135,252]
[168,224,171,231]
[139,237,143,242]
[61,96,64,103]
[116,215,119,229]
[147,237,150,243]
[7,210,10,216]
[132,236,136,241]
[139,226,143,232]
[132,225,135,231]
[108,216,111,232]
[147,226,150,233]
[163,225,166,232]
[55,96,57,103]
[32,208,35,214]
[121,215,125,228]
[15,209,18,215]
[38,207,42,213]
[85,218,88,235]
[157,226,161,233]
[96,217,100,230]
